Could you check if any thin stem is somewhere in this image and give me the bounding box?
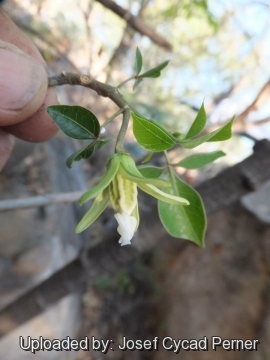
[48,72,128,108]
[115,107,130,153]
[48,72,145,118]
[117,75,136,89]
[163,150,170,166]
[101,108,125,129]
[164,150,176,183]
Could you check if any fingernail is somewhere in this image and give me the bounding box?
[0,48,45,111]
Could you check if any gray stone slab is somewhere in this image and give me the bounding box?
[241,180,270,224]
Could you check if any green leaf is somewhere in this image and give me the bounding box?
[75,188,110,233]
[135,47,143,75]
[179,117,234,149]
[133,78,143,91]
[207,117,235,141]
[66,142,95,169]
[172,132,186,140]
[66,138,112,168]
[132,112,175,152]
[79,154,120,205]
[138,183,189,205]
[141,152,154,164]
[174,151,226,169]
[138,165,165,178]
[120,165,168,187]
[47,105,100,140]
[158,171,206,246]
[119,153,169,187]
[185,102,207,139]
[137,60,170,78]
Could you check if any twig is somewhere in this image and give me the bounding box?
[104,0,150,77]
[48,72,128,109]
[96,0,172,51]
[206,80,270,133]
[237,80,270,124]
[0,191,84,212]
[48,73,146,119]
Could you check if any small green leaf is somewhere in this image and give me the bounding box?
[132,112,175,152]
[66,142,95,168]
[138,183,189,205]
[138,165,165,178]
[119,153,169,188]
[158,171,206,246]
[179,117,234,149]
[76,188,110,233]
[135,47,143,75]
[137,60,169,78]
[141,152,154,164]
[174,151,226,169]
[66,138,112,168]
[47,105,100,140]
[185,102,207,139]
[120,165,168,187]
[207,117,235,141]
[133,78,143,91]
[97,137,113,147]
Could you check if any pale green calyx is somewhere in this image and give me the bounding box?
[76,153,189,245]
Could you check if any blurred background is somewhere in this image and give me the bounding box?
[0,0,270,359]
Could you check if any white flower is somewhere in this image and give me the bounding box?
[114,212,137,246]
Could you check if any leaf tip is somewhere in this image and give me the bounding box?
[75,225,83,234]
[78,197,84,206]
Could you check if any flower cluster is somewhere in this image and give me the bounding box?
[76,153,189,246]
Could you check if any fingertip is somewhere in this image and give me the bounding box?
[0,45,48,126]
[4,87,59,142]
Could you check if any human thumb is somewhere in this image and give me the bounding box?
[0,41,48,126]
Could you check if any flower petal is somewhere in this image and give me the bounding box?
[114,212,137,246]
[138,183,190,205]
[76,187,110,233]
[79,154,120,205]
